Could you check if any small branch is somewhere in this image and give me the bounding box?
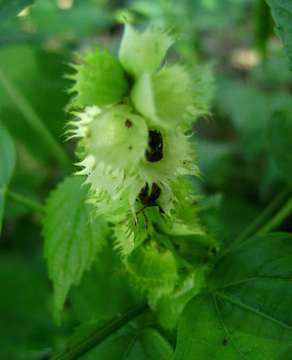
[51,304,148,360]
[219,187,292,257]
[233,187,291,245]
[258,196,292,235]
[6,190,44,213]
[0,67,72,170]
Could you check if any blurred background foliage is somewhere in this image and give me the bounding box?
[1,0,292,358]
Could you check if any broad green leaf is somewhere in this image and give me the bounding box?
[70,49,129,108]
[268,108,292,184]
[267,0,292,71]
[43,176,108,321]
[0,125,16,234]
[70,245,141,324]
[83,327,173,360]
[0,0,34,23]
[175,295,289,360]
[175,233,292,359]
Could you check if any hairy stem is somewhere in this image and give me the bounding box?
[6,190,44,213]
[51,304,148,360]
[0,68,71,170]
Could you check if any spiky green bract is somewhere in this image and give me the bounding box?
[69,49,129,108]
[43,176,109,322]
[119,24,173,78]
[131,65,193,128]
[132,64,214,129]
[114,207,156,258]
[126,241,177,300]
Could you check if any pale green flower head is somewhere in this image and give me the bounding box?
[67,24,214,265]
[119,24,173,78]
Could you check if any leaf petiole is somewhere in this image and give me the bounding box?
[6,190,44,213]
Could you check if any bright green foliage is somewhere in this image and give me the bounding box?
[43,176,108,321]
[175,232,292,359]
[82,326,174,360]
[126,242,177,298]
[267,0,292,70]
[69,49,129,107]
[0,126,16,234]
[119,24,173,78]
[155,267,207,329]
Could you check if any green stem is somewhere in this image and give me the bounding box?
[219,187,292,258]
[51,304,147,360]
[6,190,44,213]
[0,68,71,170]
[258,196,292,235]
[233,187,291,245]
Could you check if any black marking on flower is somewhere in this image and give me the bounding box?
[125,119,133,128]
[146,130,163,162]
[139,183,161,206]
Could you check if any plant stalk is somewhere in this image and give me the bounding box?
[234,187,291,245]
[51,304,147,360]
[0,68,71,170]
[6,190,44,213]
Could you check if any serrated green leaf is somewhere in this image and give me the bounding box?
[268,108,292,184]
[175,232,292,359]
[43,176,108,321]
[267,0,292,71]
[71,49,129,108]
[0,125,16,234]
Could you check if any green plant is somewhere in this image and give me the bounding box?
[2,1,292,359]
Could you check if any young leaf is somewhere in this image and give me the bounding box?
[43,176,108,321]
[0,125,16,234]
[70,49,129,108]
[175,232,292,359]
[267,0,292,71]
